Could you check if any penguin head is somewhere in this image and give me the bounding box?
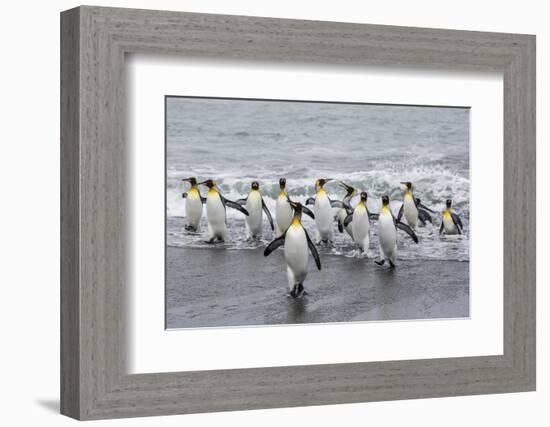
[182,177,197,186]
[446,199,452,208]
[315,178,333,191]
[339,182,356,198]
[251,181,259,191]
[382,195,390,206]
[360,192,368,203]
[288,201,315,221]
[400,181,413,191]
[279,177,286,190]
[198,179,216,189]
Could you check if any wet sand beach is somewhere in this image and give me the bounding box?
[166,246,469,329]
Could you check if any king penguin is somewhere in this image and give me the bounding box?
[235,181,274,239]
[348,192,372,254]
[336,182,356,238]
[440,199,463,235]
[275,177,293,236]
[375,195,419,268]
[198,179,249,243]
[264,201,321,298]
[305,178,344,244]
[181,177,205,232]
[397,182,434,228]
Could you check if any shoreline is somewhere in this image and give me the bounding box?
[166,245,469,329]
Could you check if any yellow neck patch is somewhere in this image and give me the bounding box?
[381,205,391,214]
[404,191,413,199]
[317,188,325,195]
[189,187,199,195]
[279,191,286,197]
[208,188,218,196]
[443,209,452,219]
[291,216,301,227]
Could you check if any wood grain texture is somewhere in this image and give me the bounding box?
[60,6,536,420]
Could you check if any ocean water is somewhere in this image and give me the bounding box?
[166,97,470,262]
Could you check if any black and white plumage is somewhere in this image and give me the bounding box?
[264,201,320,298]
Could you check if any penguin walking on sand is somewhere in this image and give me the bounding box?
[397,182,435,228]
[181,177,205,231]
[440,199,463,235]
[342,192,378,254]
[275,178,293,236]
[336,182,357,238]
[198,179,249,243]
[235,181,274,239]
[375,195,419,268]
[264,201,320,298]
[305,178,344,244]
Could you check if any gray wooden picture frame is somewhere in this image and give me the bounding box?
[60,5,536,420]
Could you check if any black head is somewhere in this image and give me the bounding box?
[339,182,356,197]
[400,181,413,190]
[198,179,216,189]
[382,195,390,206]
[279,177,286,189]
[251,181,259,190]
[289,201,303,214]
[182,177,197,186]
[360,191,368,202]
[315,178,333,189]
[446,199,452,208]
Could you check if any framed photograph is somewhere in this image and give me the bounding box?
[61,6,535,420]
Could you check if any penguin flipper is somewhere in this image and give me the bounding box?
[343,214,353,227]
[337,219,344,233]
[235,198,247,206]
[261,198,275,231]
[223,197,249,216]
[304,229,321,270]
[264,233,286,257]
[329,199,345,208]
[451,212,463,230]
[396,221,419,243]
[419,201,436,213]
[369,213,379,221]
[397,204,404,222]
[182,192,188,198]
[305,197,315,206]
[439,221,444,235]
[418,208,432,224]
[200,196,207,204]
[301,205,315,220]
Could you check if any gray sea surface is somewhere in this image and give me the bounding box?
[165,97,470,328]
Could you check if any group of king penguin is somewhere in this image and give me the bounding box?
[181,176,464,298]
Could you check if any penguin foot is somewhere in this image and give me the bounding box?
[288,286,297,298]
[375,259,385,266]
[204,238,215,244]
[388,260,396,269]
[296,283,306,298]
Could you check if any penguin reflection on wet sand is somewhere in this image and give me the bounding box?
[264,201,321,298]
[235,181,274,239]
[305,178,345,244]
[397,182,435,228]
[375,195,419,268]
[275,178,293,236]
[181,177,205,232]
[440,199,463,235]
[198,179,249,243]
